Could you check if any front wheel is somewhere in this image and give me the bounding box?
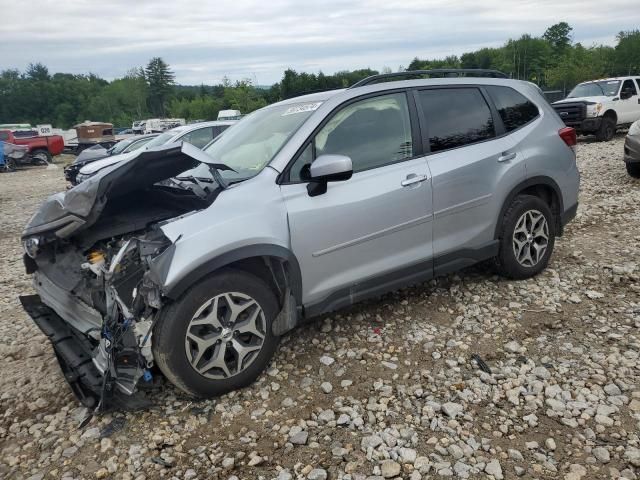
[495,195,556,280]
[2,158,16,172]
[152,269,279,398]
[595,117,615,142]
[626,162,640,178]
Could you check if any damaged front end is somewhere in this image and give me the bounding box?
[21,234,168,409]
[20,142,226,410]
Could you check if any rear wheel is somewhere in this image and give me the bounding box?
[495,195,556,279]
[626,162,640,178]
[153,269,279,398]
[31,149,52,165]
[595,117,615,142]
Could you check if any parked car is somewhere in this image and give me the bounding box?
[624,120,640,177]
[0,129,64,163]
[1,141,29,171]
[552,76,640,141]
[20,70,579,408]
[64,134,159,184]
[74,120,236,183]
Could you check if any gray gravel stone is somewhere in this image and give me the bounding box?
[307,468,328,480]
[380,460,401,478]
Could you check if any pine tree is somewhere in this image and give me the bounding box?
[144,57,175,117]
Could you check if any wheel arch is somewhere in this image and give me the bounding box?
[494,176,564,239]
[602,109,617,122]
[163,244,303,309]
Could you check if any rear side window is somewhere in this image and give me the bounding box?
[485,86,539,132]
[418,88,495,153]
[181,127,214,149]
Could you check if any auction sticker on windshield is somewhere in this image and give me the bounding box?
[282,102,322,116]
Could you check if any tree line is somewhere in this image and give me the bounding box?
[0,24,638,129]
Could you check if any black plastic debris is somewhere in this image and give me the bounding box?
[471,353,492,374]
[151,457,174,468]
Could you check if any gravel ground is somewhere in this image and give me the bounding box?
[1,140,639,480]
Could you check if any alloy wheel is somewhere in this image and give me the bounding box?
[512,209,549,267]
[184,292,266,379]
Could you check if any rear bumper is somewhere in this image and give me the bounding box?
[624,135,640,163]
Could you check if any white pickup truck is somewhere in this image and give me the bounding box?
[552,76,640,141]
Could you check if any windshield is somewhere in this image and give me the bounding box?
[201,101,320,181]
[143,131,175,149]
[568,80,620,98]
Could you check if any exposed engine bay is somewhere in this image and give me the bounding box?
[20,143,228,410]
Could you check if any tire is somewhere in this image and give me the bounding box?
[152,269,280,398]
[31,149,52,165]
[3,158,16,172]
[595,117,615,142]
[626,162,640,178]
[495,195,556,280]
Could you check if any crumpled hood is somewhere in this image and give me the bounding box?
[23,142,220,240]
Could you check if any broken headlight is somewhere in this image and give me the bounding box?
[22,236,41,258]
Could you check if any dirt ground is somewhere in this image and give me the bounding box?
[0,139,639,480]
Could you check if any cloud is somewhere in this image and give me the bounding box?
[0,0,638,84]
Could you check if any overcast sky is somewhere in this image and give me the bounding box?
[1,0,639,85]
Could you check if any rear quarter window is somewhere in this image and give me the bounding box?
[485,86,539,132]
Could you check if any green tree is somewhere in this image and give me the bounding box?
[223,79,267,113]
[144,57,175,116]
[543,22,573,53]
[615,30,640,75]
[26,63,50,81]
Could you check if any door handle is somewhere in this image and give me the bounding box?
[498,152,517,162]
[401,174,428,187]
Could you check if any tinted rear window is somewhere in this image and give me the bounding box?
[486,86,539,132]
[418,88,495,153]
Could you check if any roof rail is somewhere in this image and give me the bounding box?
[349,69,509,88]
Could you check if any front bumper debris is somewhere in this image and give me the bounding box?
[20,294,152,410]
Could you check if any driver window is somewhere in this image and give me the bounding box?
[622,79,637,97]
[288,92,413,181]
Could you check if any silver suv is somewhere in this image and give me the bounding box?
[20,70,580,408]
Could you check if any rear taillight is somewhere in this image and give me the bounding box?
[559,127,577,150]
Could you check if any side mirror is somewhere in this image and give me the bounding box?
[307,154,353,197]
